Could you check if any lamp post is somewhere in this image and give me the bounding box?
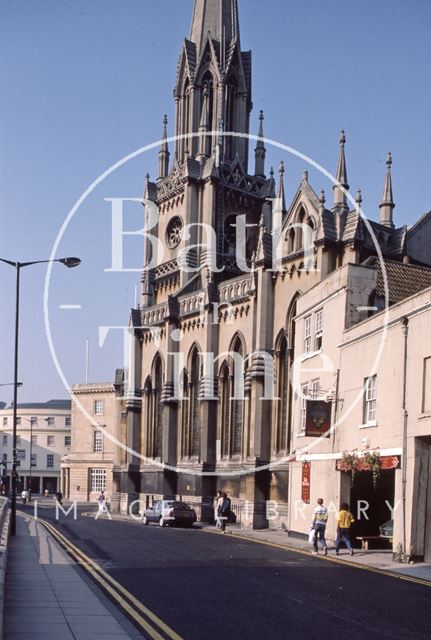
[0,256,81,535]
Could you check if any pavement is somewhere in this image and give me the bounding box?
[4,513,143,640]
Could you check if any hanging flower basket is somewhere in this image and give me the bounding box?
[339,451,362,486]
[337,450,381,488]
[362,451,381,489]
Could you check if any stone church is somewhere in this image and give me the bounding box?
[111,0,431,528]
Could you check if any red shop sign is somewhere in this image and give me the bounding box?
[301,462,311,504]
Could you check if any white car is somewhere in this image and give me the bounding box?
[142,500,197,527]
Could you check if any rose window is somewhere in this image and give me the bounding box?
[166,217,183,249]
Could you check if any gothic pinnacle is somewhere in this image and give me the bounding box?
[254,110,266,177]
[158,114,170,179]
[379,152,395,228]
[333,129,349,210]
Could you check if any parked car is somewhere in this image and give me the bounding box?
[142,500,197,528]
[379,519,394,538]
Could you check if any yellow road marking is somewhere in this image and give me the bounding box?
[33,517,184,640]
[202,527,431,589]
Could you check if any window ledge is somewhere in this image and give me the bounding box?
[358,421,377,429]
[418,412,431,420]
[301,349,322,362]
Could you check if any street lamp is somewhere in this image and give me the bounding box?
[0,256,81,535]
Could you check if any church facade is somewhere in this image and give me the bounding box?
[111,0,431,529]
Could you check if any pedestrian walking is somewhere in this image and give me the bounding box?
[21,489,28,505]
[98,491,106,513]
[55,491,63,506]
[214,490,223,527]
[311,498,328,555]
[217,492,231,533]
[335,502,355,556]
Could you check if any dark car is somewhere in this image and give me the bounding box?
[142,500,197,528]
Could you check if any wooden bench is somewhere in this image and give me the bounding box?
[356,535,392,550]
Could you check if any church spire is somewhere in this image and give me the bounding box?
[176,0,251,166]
[158,115,170,179]
[254,110,266,178]
[333,130,349,211]
[190,0,240,56]
[379,152,395,228]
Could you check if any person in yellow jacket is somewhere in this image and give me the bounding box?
[335,503,355,556]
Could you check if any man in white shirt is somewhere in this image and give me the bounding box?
[311,498,328,555]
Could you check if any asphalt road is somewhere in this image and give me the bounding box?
[19,503,431,640]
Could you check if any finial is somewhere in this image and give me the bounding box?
[386,152,392,168]
[270,166,274,180]
[145,172,150,182]
[302,170,309,182]
[340,129,346,146]
[319,189,325,206]
[259,110,264,122]
[355,189,362,206]
[163,114,168,128]
[279,160,285,177]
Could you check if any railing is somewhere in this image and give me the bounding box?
[0,499,8,547]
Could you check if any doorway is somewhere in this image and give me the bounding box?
[349,469,395,545]
[412,437,431,561]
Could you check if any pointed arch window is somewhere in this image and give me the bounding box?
[275,333,289,451]
[230,337,244,456]
[181,370,190,458]
[225,77,238,160]
[151,355,163,459]
[189,348,201,457]
[288,227,295,254]
[144,377,153,458]
[295,208,306,251]
[200,72,215,155]
[220,363,231,458]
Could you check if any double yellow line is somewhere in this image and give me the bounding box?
[38,518,184,640]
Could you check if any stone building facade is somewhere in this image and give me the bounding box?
[112,0,431,529]
[288,262,431,561]
[61,383,123,503]
[0,399,71,495]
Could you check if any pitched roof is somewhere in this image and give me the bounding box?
[364,257,431,305]
[321,208,338,242]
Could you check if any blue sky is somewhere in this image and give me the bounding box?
[0,0,430,403]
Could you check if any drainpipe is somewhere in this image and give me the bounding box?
[401,316,409,559]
